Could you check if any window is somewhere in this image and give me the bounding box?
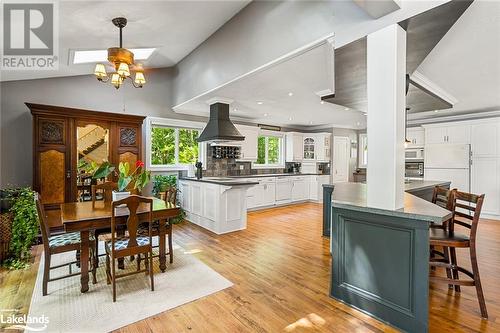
[358,133,368,168]
[148,117,205,170]
[255,135,283,167]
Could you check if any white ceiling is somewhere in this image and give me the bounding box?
[0,0,250,82]
[411,0,500,121]
[174,43,367,129]
[175,0,500,129]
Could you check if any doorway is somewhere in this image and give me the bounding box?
[333,136,350,182]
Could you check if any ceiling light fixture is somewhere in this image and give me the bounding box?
[434,110,439,113]
[93,17,146,89]
[344,107,349,111]
[288,92,293,96]
[263,113,268,117]
[288,117,293,121]
[320,101,325,105]
[257,101,263,105]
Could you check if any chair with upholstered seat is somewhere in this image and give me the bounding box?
[36,194,97,296]
[429,190,488,318]
[137,187,176,266]
[91,181,118,265]
[105,195,154,302]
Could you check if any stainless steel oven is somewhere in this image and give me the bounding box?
[405,161,424,178]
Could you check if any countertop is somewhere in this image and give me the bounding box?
[227,173,327,178]
[179,177,259,186]
[328,182,452,223]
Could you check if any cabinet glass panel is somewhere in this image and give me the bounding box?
[304,137,315,159]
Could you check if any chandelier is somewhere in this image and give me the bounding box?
[93,17,146,89]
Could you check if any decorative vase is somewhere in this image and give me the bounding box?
[112,190,130,202]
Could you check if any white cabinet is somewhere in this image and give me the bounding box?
[245,177,276,209]
[471,123,498,157]
[309,176,319,201]
[472,158,500,216]
[286,133,303,162]
[179,181,191,212]
[424,124,470,144]
[407,127,425,147]
[262,179,276,206]
[291,176,309,201]
[303,136,316,160]
[275,177,293,203]
[315,133,332,162]
[236,125,259,160]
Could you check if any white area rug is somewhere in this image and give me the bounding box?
[28,241,232,333]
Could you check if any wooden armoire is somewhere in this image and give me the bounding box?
[28,103,146,213]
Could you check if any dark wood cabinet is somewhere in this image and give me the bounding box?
[29,103,145,212]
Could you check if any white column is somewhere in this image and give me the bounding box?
[366,24,406,210]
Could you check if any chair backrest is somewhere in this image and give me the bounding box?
[160,187,177,206]
[91,181,118,204]
[431,186,456,210]
[34,194,51,250]
[111,195,153,250]
[450,190,485,241]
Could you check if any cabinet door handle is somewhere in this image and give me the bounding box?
[66,170,71,179]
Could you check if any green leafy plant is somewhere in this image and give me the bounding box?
[4,187,38,269]
[152,175,177,197]
[91,160,151,192]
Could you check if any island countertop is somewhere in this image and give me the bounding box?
[330,182,451,224]
[179,176,259,186]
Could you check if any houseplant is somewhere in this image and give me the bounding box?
[2,187,38,269]
[92,160,151,201]
[152,174,177,197]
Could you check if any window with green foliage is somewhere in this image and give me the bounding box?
[151,126,201,167]
[255,135,282,166]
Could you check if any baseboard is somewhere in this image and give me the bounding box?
[482,213,500,221]
[247,199,322,212]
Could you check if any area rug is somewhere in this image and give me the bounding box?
[28,241,232,332]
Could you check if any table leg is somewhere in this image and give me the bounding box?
[159,219,167,272]
[80,230,90,293]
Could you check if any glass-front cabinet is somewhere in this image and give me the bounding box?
[303,137,315,160]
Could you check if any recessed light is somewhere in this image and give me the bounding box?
[434,110,439,113]
[356,122,360,126]
[320,101,325,105]
[73,48,156,64]
[344,107,349,111]
[233,108,238,112]
[257,101,263,105]
[309,121,313,125]
[263,113,268,117]
[289,117,293,121]
[288,92,293,96]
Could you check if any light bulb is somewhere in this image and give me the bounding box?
[117,62,130,77]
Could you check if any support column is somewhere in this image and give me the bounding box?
[366,24,406,210]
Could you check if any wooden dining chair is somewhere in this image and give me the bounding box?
[91,181,118,205]
[137,187,177,266]
[105,195,154,302]
[35,194,97,296]
[429,190,488,318]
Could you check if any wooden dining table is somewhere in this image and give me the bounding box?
[61,198,180,293]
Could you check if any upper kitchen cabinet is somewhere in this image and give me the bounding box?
[315,133,332,162]
[471,122,499,157]
[406,127,425,147]
[236,125,259,160]
[285,132,303,162]
[424,123,470,144]
[303,136,316,160]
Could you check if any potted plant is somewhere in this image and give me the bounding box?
[152,174,177,197]
[92,160,151,201]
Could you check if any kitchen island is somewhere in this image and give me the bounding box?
[325,182,451,333]
[178,177,258,234]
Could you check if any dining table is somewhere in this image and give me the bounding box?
[61,198,180,293]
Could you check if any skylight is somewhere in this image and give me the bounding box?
[73,48,156,64]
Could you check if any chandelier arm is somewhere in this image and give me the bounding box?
[127,76,143,88]
[98,76,110,83]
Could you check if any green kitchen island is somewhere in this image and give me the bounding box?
[326,182,451,332]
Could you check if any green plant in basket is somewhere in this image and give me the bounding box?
[92,160,151,192]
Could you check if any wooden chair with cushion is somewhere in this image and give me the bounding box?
[429,190,488,318]
[91,181,118,266]
[137,187,177,267]
[105,195,154,302]
[36,194,97,296]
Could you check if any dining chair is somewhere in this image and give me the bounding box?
[137,187,177,266]
[429,190,488,318]
[91,181,118,266]
[105,195,154,302]
[35,194,97,296]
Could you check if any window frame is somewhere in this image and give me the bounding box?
[358,133,368,168]
[252,130,285,169]
[146,117,206,171]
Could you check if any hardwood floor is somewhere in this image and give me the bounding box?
[1,203,500,332]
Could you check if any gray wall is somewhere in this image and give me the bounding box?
[0,68,206,187]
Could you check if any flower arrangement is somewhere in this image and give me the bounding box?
[92,160,151,192]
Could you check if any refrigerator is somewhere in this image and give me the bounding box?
[424,144,471,192]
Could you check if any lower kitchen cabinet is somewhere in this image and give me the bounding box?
[472,157,500,216]
[276,177,293,204]
[291,176,309,201]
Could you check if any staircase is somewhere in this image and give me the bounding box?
[78,126,107,162]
